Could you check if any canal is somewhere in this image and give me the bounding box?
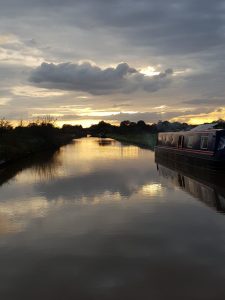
[0,137,225,300]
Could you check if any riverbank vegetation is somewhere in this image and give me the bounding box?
[1,117,224,165]
[88,119,225,148]
[0,118,86,166]
[87,120,194,149]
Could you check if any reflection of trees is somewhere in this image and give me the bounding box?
[30,151,62,181]
[0,150,62,187]
[156,157,225,213]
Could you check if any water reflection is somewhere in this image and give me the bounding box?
[0,138,225,300]
[0,150,61,187]
[97,138,115,147]
[156,157,225,213]
[0,151,63,234]
[0,139,157,234]
[141,183,164,197]
[29,139,154,203]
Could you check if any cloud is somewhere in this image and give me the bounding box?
[2,1,224,55]
[1,1,225,63]
[1,1,225,124]
[183,98,225,106]
[29,62,173,95]
[57,110,193,124]
[83,0,225,55]
[0,35,44,67]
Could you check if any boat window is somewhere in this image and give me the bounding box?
[200,136,208,150]
[218,136,225,150]
[178,136,184,148]
[187,136,194,148]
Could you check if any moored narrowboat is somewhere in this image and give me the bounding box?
[155,129,225,169]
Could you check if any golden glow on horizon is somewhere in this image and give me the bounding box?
[75,109,138,118]
[171,107,225,124]
[57,119,102,128]
[78,111,119,117]
[32,113,64,118]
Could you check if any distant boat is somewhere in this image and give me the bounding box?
[155,128,225,169]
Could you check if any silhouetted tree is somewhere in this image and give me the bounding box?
[0,118,13,136]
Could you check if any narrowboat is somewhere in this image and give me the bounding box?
[155,128,225,169]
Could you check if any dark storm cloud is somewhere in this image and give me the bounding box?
[81,0,225,55]
[29,62,173,95]
[1,0,225,56]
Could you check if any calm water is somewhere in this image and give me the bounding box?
[0,137,225,300]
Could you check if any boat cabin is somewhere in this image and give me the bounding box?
[156,129,225,160]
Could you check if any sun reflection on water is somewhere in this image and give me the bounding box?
[141,183,164,197]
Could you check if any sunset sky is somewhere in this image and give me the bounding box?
[1,0,225,127]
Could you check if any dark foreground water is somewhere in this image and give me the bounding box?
[0,137,225,300]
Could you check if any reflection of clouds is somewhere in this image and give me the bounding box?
[81,191,123,205]
[32,138,156,201]
[0,197,50,235]
[80,183,165,205]
[0,196,69,236]
[1,196,225,300]
[53,139,154,186]
[0,138,158,238]
[35,164,157,201]
[0,215,21,235]
[0,197,49,218]
[1,140,225,298]
[0,138,159,236]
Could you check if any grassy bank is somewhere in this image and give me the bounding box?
[106,133,157,149]
[0,133,71,167]
[0,122,86,167]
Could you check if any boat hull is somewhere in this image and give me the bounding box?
[155,146,225,170]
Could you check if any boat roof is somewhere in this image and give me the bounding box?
[158,128,225,135]
[190,123,218,131]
